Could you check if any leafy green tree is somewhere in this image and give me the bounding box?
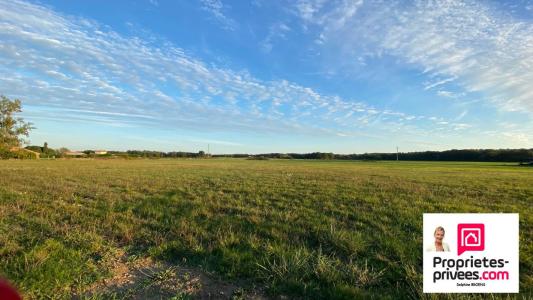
[0,95,34,148]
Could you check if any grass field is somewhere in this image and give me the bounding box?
[0,159,531,299]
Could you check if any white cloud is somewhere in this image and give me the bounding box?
[455,110,468,121]
[502,132,530,144]
[200,0,237,31]
[260,22,291,53]
[0,0,479,142]
[295,0,533,116]
[424,76,457,90]
[437,90,455,98]
[295,0,327,23]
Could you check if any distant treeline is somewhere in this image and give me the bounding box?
[17,146,533,162]
[214,149,533,162]
[20,146,210,159]
[109,150,207,158]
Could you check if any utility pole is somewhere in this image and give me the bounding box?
[208,144,210,156]
[396,146,399,161]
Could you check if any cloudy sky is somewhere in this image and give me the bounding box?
[0,0,531,153]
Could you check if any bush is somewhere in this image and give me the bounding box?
[15,150,37,159]
[0,146,16,159]
[0,147,39,159]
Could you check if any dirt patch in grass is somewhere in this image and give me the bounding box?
[83,253,267,299]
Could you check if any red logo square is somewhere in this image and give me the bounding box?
[457,223,484,255]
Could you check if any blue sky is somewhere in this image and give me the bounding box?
[0,0,531,153]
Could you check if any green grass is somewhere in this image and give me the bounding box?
[0,159,531,299]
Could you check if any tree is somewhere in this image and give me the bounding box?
[0,95,34,148]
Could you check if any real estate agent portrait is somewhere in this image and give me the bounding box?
[426,226,450,252]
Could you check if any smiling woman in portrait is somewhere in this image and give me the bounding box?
[426,226,450,252]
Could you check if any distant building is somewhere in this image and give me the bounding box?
[64,151,86,157]
[94,150,107,155]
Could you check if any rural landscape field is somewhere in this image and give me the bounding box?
[1,0,533,298]
[0,159,531,299]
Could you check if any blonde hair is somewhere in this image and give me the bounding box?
[434,226,445,235]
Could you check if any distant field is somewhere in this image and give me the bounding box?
[0,159,531,299]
